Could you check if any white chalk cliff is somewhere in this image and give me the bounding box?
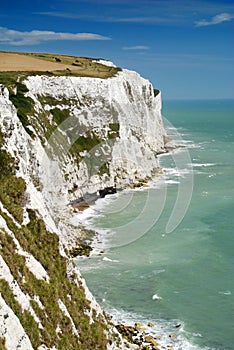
[0,61,166,349]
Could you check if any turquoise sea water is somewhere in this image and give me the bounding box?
[76,100,234,350]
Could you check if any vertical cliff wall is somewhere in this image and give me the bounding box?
[0,62,166,349]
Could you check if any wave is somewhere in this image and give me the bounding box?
[162,167,194,177]
[152,293,162,300]
[165,179,180,184]
[218,290,232,296]
[102,256,119,263]
[192,163,217,167]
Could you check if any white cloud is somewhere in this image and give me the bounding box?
[122,45,150,50]
[195,13,233,27]
[0,26,110,46]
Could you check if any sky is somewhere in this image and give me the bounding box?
[0,0,233,100]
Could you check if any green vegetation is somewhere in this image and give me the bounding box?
[108,123,120,140]
[0,73,72,142]
[0,130,26,223]
[98,162,110,176]
[0,279,40,348]
[109,123,119,132]
[51,107,70,125]
[0,337,7,350]
[0,128,110,348]
[0,75,71,143]
[0,209,109,349]
[9,82,35,137]
[37,94,77,107]
[0,72,35,137]
[70,132,101,156]
[154,88,160,96]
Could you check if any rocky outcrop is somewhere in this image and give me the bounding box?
[0,59,166,349]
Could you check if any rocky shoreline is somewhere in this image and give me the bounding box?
[116,322,182,350]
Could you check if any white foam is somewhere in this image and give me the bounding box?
[192,163,217,167]
[193,333,203,338]
[165,179,180,184]
[162,167,193,177]
[218,290,232,296]
[103,257,119,263]
[152,294,162,300]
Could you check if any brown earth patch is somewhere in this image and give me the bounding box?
[0,52,70,72]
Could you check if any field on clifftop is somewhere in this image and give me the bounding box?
[0,51,120,78]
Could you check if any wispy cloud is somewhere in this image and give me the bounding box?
[195,12,234,27]
[0,26,110,46]
[34,12,89,19]
[110,16,170,24]
[122,45,150,50]
[35,12,173,24]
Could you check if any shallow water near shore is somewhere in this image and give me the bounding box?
[75,99,234,350]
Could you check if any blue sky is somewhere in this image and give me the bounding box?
[0,0,233,99]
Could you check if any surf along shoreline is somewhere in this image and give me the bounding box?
[69,134,188,258]
[70,143,195,350]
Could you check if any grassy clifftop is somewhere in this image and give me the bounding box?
[0,51,121,78]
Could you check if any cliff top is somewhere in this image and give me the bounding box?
[0,51,121,78]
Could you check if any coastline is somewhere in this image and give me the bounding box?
[69,134,193,256]
[71,141,199,350]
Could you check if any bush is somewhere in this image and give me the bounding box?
[51,107,70,125]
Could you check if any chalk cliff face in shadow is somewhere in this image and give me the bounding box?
[0,60,166,349]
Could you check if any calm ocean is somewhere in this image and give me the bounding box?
[75,99,234,350]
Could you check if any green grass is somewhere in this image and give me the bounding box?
[9,86,35,137]
[0,279,41,348]
[98,162,110,176]
[0,129,109,347]
[109,123,119,132]
[0,207,109,349]
[51,107,70,125]
[0,134,108,347]
[0,130,26,222]
[70,132,101,156]
[108,123,120,140]
[37,94,77,107]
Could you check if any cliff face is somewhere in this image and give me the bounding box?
[0,62,165,349]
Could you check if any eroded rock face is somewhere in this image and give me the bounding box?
[0,62,166,349]
[24,68,165,196]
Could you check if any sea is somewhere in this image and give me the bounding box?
[74,99,234,350]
